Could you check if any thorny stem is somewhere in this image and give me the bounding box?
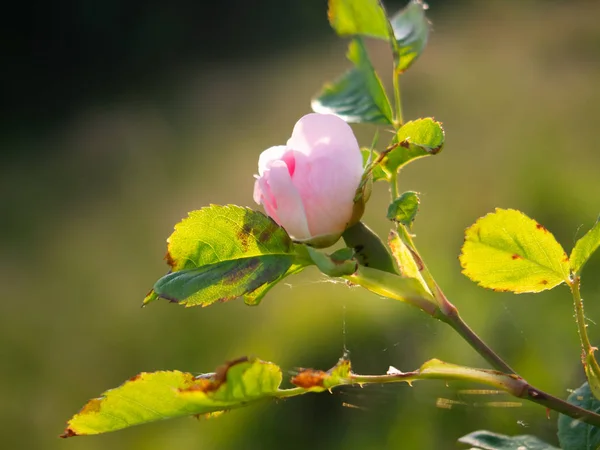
[392,238,600,425]
[436,304,515,375]
[274,362,600,428]
[384,180,600,423]
[387,159,514,372]
[572,275,594,353]
[349,371,600,428]
[376,43,600,426]
[570,276,600,374]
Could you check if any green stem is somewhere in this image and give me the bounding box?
[570,276,600,375]
[437,304,515,375]
[393,71,403,127]
[377,219,600,422]
[275,359,600,428]
[352,370,600,427]
[377,0,403,128]
[384,186,516,373]
[572,276,594,353]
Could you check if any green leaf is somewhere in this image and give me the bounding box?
[571,217,600,274]
[145,205,309,307]
[382,118,444,173]
[387,191,420,226]
[327,0,389,39]
[312,38,393,125]
[458,430,558,449]
[388,230,431,296]
[342,221,397,274]
[390,0,430,73]
[61,357,283,437]
[361,148,388,182]
[558,382,600,450]
[326,0,430,74]
[460,208,570,293]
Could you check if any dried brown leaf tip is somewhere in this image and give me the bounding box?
[182,357,250,393]
[291,369,329,389]
[164,250,176,268]
[291,358,352,390]
[59,428,77,439]
[59,398,103,438]
[128,373,142,382]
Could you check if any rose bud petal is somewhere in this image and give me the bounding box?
[253,113,364,248]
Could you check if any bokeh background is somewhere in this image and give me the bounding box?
[2,0,600,448]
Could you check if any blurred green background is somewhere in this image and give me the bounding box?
[2,0,600,448]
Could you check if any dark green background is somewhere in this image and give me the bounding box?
[2,1,600,449]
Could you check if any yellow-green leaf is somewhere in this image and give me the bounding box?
[570,217,600,274]
[61,358,282,437]
[388,230,431,296]
[460,208,570,293]
[383,118,444,173]
[327,0,390,39]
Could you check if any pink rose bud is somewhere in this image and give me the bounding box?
[253,113,364,248]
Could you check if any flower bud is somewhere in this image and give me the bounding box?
[253,113,364,248]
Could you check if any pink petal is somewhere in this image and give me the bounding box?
[261,160,310,240]
[254,177,281,224]
[257,145,288,176]
[287,114,362,170]
[291,152,361,237]
[285,114,364,237]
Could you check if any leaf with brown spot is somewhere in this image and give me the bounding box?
[383,118,445,173]
[62,358,283,437]
[460,209,570,293]
[145,205,312,307]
